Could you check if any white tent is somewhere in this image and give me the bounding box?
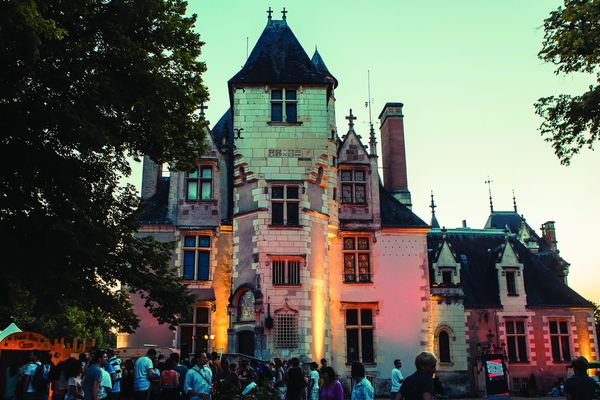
[0,322,22,342]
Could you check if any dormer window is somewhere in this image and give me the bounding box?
[340,169,367,204]
[271,89,297,123]
[186,166,213,201]
[441,270,453,285]
[506,270,518,295]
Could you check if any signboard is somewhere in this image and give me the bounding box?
[1,332,52,351]
[483,355,509,396]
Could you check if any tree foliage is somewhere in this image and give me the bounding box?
[0,0,207,340]
[536,0,600,165]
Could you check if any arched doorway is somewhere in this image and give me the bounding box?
[237,331,254,356]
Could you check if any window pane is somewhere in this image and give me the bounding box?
[201,181,212,200]
[344,254,356,282]
[559,321,568,334]
[507,337,517,362]
[187,170,198,178]
[285,89,296,100]
[286,186,299,199]
[516,321,525,334]
[439,331,451,363]
[286,202,299,225]
[561,336,571,360]
[346,309,358,326]
[288,261,300,286]
[180,326,193,359]
[506,321,515,334]
[181,308,193,324]
[517,336,528,362]
[341,170,352,181]
[358,254,370,282]
[183,251,195,280]
[354,170,366,181]
[197,251,210,280]
[551,336,561,361]
[346,329,359,363]
[442,271,453,285]
[549,321,558,334]
[355,184,366,203]
[343,237,355,250]
[195,307,209,324]
[506,272,517,295]
[184,236,196,248]
[196,326,209,354]
[357,238,369,250]
[272,186,284,199]
[201,166,212,178]
[198,236,210,248]
[271,89,282,100]
[341,183,353,203]
[273,261,285,285]
[187,181,198,200]
[360,309,373,326]
[286,103,297,122]
[361,329,374,363]
[272,202,284,225]
[271,102,283,122]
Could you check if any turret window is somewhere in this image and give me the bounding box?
[271,89,297,123]
[341,169,367,204]
[271,185,300,226]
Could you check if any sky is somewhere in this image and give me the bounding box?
[129,0,600,304]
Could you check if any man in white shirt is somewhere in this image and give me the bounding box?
[184,353,212,400]
[390,359,404,400]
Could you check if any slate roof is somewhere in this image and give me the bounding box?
[484,211,549,251]
[311,49,338,88]
[229,20,332,86]
[379,184,429,228]
[138,177,171,224]
[211,108,233,149]
[428,230,592,308]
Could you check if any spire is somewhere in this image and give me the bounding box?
[485,176,494,213]
[368,123,377,156]
[512,189,518,212]
[311,48,338,88]
[430,191,440,228]
[345,109,357,131]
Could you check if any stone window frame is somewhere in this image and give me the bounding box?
[434,326,455,365]
[274,302,299,349]
[543,316,576,364]
[342,303,378,365]
[270,88,298,123]
[269,255,304,287]
[179,305,211,356]
[185,164,214,202]
[504,318,529,363]
[270,183,301,227]
[237,290,256,323]
[339,168,368,205]
[342,235,372,283]
[182,234,212,281]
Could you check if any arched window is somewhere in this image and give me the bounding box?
[439,330,451,363]
[238,290,255,322]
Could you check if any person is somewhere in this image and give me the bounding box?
[99,365,113,400]
[390,360,404,400]
[274,359,286,399]
[318,359,328,388]
[160,359,180,400]
[5,357,22,400]
[134,349,157,400]
[64,358,84,400]
[168,354,187,397]
[350,362,374,400]
[183,354,212,400]
[236,359,255,389]
[84,350,108,400]
[319,367,343,400]
[50,360,68,400]
[120,359,134,400]
[107,350,122,400]
[565,356,596,400]
[400,352,437,400]
[308,363,319,400]
[285,358,305,400]
[216,361,239,400]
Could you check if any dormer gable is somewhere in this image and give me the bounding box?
[432,239,461,286]
[337,127,370,164]
[496,238,526,309]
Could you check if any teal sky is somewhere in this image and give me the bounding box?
[129,1,600,303]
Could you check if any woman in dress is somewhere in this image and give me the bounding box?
[319,367,342,400]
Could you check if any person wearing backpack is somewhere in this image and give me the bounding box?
[22,350,51,400]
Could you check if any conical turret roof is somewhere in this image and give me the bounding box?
[311,48,338,88]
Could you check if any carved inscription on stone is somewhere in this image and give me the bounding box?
[268,149,312,158]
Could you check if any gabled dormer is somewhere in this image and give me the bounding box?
[496,237,526,310]
[432,237,461,286]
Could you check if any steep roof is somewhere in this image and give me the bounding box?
[311,49,338,88]
[211,109,233,150]
[379,184,429,228]
[138,177,171,225]
[428,230,592,308]
[229,20,332,86]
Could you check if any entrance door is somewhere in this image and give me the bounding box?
[237,331,255,356]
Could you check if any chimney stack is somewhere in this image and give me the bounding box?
[141,155,161,199]
[541,221,558,252]
[379,102,411,208]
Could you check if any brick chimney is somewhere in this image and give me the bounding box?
[379,102,411,208]
[541,221,558,252]
[141,155,160,199]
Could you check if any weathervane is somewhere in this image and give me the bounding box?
[512,189,518,212]
[485,176,494,212]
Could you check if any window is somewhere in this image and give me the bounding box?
[186,166,213,201]
[441,270,453,285]
[179,306,210,358]
[271,185,300,226]
[183,235,211,280]
[340,169,367,204]
[506,270,517,295]
[272,259,301,286]
[505,320,528,363]
[238,290,255,322]
[438,330,451,363]
[275,310,298,348]
[271,89,297,123]
[343,237,371,282]
[346,308,374,363]
[549,320,571,362]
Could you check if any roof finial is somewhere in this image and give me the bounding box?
[369,123,377,155]
[485,176,494,213]
[430,191,440,228]
[512,189,518,212]
[267,6,273,20]
[345,109,357,130]
[281,7,287,20]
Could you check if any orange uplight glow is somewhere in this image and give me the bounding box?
[311,243,326,361]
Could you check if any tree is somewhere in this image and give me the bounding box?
[535,0,600,165]
[0,0,207,340]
